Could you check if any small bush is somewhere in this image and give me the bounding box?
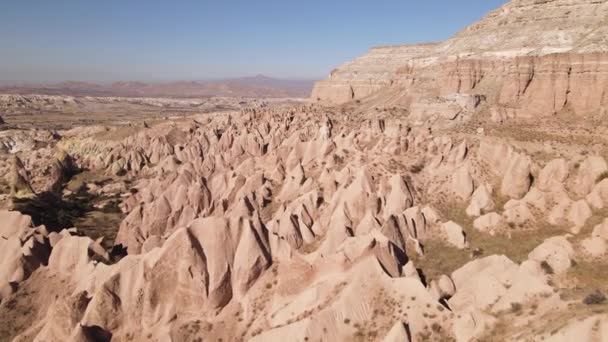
[510,302,522,313]
[471,248,484,258]
[583,290,606,305]
[596,171,608,184]
[409,163,424,174]
[540,260,554,275]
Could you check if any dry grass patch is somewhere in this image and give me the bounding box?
[411,238,470,281]
[420,200,570,281]
[440,201,567,261]
[73,210,124,249]
[65,169,110,193]
[92,125,145,141]
[561,260,608,301]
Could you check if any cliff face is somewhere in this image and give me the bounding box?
[442,0,608,57]
[313,0,608,117]
[311,44,438,104]
[395,53,608,116]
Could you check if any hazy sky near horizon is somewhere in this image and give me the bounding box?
[0,0,508,83]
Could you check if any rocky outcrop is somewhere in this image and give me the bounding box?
[500,154,532,199]
[581,218,608,257]
[441,221,468,249]
[0,211,49,303]
[9,155,34,198]
[466,183,495,217]
[2,97,607,341]
[313,0,608,117]
[528,236,575,275]
[45,150,76,194]
[442,0,608,56]
[396,53,608,117]
[311,43,438,104]
[538,159,569,192]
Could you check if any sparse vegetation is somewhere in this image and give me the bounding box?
[596,171,608,183]
[566,260,608,295]
[409,163,424,174]
[510,302,522,314]
[583,291,607,305]
[416,200,570,281]
[540,260,554,275]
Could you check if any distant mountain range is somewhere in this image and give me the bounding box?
[0,75,315,98]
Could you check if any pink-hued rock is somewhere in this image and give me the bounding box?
[441,221,468,249]
[586,179,608,209]
[501,154,532,200]
[567,199,592,232]
[581,237,607,257]
[452,166,475,200]
[528,236,574,274]
[382,321,411,342]
[466,183,495,217]
[0,211,48,302]
[313,0,608,118]
[573,156,608,197]
[473,212,503,234]
[538,159,569,192]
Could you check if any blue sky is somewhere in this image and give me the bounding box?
[0,0,508,83]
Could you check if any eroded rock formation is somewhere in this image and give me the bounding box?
[0,99,606,340]
[1,0,608,341]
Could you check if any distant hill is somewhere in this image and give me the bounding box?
[0,75,315,98]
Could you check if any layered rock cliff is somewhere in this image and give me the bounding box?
[313,0,608,117]
[311,44,438,104]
